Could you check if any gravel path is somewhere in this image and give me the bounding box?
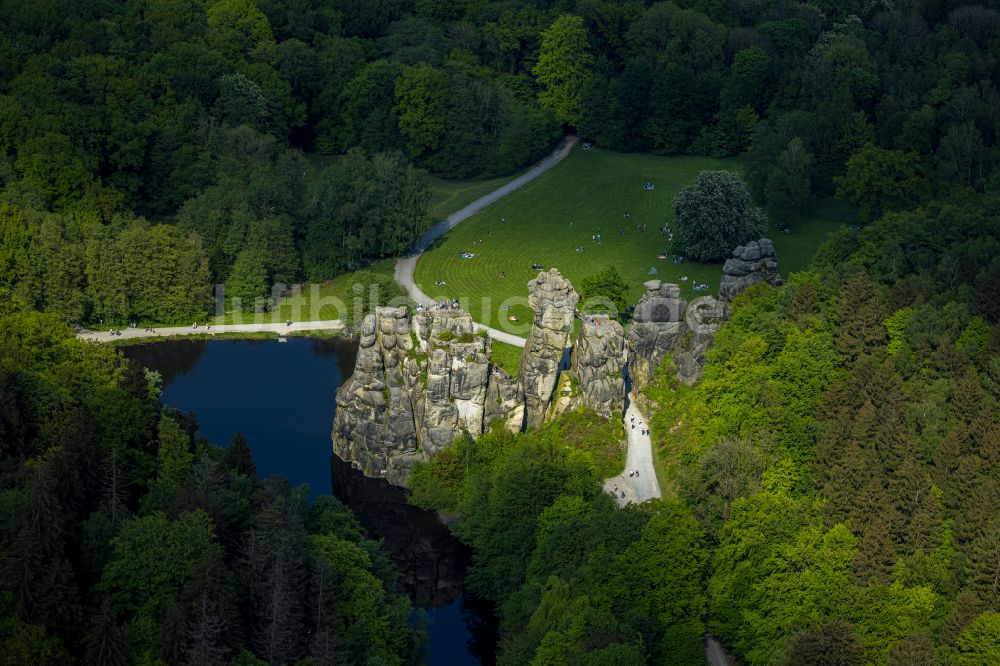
[78,320,343,343]
[604,401,662,506]
[394,135,579,349]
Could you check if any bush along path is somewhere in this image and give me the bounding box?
[394,134,578,349]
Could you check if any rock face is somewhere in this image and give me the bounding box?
[552,315,625,418]
[718,238,784,301]
[672,295,729,385]
[627,280,687,391]
[333,306,495,486]
[519,269,579,429]
[627,281,730,389]
[415,309,491,456]
[484,371,525,432]
[332,306,422,486]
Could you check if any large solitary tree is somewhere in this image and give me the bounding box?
[672,170,767,262]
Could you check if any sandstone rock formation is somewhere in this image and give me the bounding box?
[672,295,729,385]
[333,306,499,485]
[627,280,687,391]
[334,267,733,487]
[627,282,730,389]
[332,306,421,486]
[552,315,625,418]
[416,309,491,455]
[718,238,784,301]
[484,371,525,431]
[519,269,579,429]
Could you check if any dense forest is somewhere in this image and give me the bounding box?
[0,311,423,663]
[2,0,999,323]
[2,0,1000,664]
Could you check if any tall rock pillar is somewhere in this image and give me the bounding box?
[519,269,579,429]
[626,280,687,392]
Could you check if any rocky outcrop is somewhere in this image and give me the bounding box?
[627,282,730,389]
[485,371,525,432]
[718,238,784,301]
[417,310,492,456]
[672,296,729,385]
[334,268,733,487]
[519,269,579,429]
[551,315,626,418]
[333,307,496,486]
[627,280,687,392]
[332,306,422,486]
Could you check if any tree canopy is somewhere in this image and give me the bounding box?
[672,170,767,261]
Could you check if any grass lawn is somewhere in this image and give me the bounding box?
[490,339,523,378]
[414,146,851,329]
[212,259,402,325]
[427,173,518,221]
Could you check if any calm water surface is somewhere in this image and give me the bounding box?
[123,337,497,665]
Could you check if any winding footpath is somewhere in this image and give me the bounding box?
[77,320,343,343]
[394,134,579,349]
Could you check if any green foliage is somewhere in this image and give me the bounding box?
[533,16,592,126]
[765,138,815,224]
[673,170,767,261]
[885,307,914,356]
[835,144,929,223]
[579,266,629,321]
[394,64,449,158]
[302,149,431,279]
[0,313,420,663]
[955,612,1000,665]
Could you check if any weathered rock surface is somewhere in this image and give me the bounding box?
[520,269,579,429]
[485,370,525,432]
[333,267,733,487]
[333,306,421,486]
[418,310,492,456]
[672,295,729,385]
[333,307,495,486]
[627,280,687,392]
[567,315,625,417]
[627,281,730,389]
[718,238,784,301]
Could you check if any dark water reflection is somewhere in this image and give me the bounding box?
[122,337,497,665]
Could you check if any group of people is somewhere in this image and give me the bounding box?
[661,223,674,243]
[434,299,461,311]
[630,413,648,436]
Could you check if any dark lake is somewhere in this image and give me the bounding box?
[123,336,497,666]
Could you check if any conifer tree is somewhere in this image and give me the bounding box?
[966,518,1000,606]
[226,433,257,479]
[785,621,863,666]
[836,271,887,363]
[789,281,818,321]
[949,367,984,427]
[935,425,969,501]
[886,631,938,666]
[852,515,896,586]
[940,591,985,645]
